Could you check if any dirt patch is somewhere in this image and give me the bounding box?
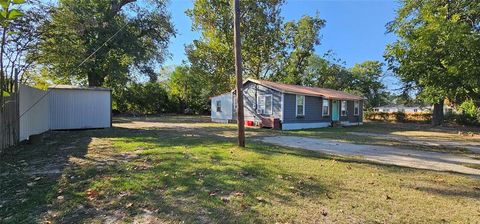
[348,132,480,154]
[260,136,480,176]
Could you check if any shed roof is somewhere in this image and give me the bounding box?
[246,79,363,100]
[49,85,111,91]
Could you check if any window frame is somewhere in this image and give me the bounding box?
[257,94,273,115]
[341,100,348,116]
[295,95,305,117]
[216,100,222,112]
[354,101,360,116]
[322,99,330,116]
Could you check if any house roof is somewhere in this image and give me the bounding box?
[246,79,363,100]
[49,85,111,91]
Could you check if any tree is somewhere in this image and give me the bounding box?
[168,66,206,113]
[385,0,480,125]
[37,0,175,87]
[350,61,388,109]
[303,54,352,89]
[4,0,48,87]
[0,0,25,104]
[276,15,325,85]
[186,0,286,98]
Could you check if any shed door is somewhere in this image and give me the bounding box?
[332,100,339,121]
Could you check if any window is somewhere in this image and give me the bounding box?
[216,100,222,112]
[383,109,390,112]
[322,99,329,116]
[341,100,347,116]
[374,108,379,112]
[257,95,273,115]
[296,95,305,117]
[354,101,359,116]
[413,109,418,113]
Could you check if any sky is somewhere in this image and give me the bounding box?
[164,0,401,91]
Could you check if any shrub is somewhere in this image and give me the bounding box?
[456,99,480,125]
[395,111,406,122]
[364,111,431,123]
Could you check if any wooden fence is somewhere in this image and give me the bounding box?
[0,94,20,155]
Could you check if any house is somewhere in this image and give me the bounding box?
[211,79,364,130]
[372,104,431,113]
[372,104,455,114]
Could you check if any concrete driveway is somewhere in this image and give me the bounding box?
[260,136,480,176]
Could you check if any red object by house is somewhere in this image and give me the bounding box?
[245,120,254,126]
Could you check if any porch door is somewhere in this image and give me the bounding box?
[332,100,339,121]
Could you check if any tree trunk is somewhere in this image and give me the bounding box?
[432,100,444,126]
[233,0,245,147]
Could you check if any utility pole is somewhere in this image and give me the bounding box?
[233,0,245,147]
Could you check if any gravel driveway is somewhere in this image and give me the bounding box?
[260,136,480,176]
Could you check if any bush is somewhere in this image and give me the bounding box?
[455,99,480,126]
[395,111,406,122]
[113,82,177,115]
[364,111,431,123]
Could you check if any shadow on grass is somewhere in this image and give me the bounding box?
[0,125,330,223]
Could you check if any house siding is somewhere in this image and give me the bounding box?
[283,94,331,123]
[339,100,363,123]
[240,81,282,122]
[225,80,364,128]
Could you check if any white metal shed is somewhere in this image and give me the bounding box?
[48,85,112,130]
[211,92,234,123]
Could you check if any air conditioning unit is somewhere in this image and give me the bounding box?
[256,109,264,114]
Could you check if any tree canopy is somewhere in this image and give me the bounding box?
[37,0,175,87]
[385,0,480,124]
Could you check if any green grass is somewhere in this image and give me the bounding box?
[1,116,480,223]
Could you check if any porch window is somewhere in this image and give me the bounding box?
[296,95,305,117]
[354,101,359,116]
[322,99,329,116]
[258,94,273,115]
[216,100,222,112]
[341,100,347,116]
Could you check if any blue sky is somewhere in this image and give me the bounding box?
[164,0,401,90]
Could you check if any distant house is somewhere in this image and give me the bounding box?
[211,79,364,130]
[372,104,455,114]
[372,104,431,113]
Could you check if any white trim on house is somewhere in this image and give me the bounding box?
[354,100,360,116]
[282,122,330,130]
[340,100,347,117]
[212,118,230,123]
[322,99,329,116]
[295,95,305,117]
[257,94,273,115]
[280,93,284,122]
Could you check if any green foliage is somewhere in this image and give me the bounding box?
[385,0,480,108]
[168,66,207,114]
[0,0,24,27]
[278,15,325,84]
[459,99,478,118]
[303,55,388,109]
[186,0,324,101]
[453,99,480,125]
[37,0,175,87]
[2,90,8,96]
[113,82,171,115]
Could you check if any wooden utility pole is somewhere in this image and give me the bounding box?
[233,0,245,147]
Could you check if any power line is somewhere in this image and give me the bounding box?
[17,23,128,119]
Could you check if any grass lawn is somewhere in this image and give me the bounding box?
[1,116,479,223]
